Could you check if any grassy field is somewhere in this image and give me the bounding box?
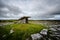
[0,23,46,40]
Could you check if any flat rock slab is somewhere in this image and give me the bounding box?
[40,29,48,35]
[31,33,42,40]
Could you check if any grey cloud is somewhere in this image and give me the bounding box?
[0,0,60,20]
[31,0,60,19]
[0,0,23,18]
[6,6,22,15]
[0,0,5,8]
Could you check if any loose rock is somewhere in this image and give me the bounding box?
[31,33,42,40]
[40,29,48,35]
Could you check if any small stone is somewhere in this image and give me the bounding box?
[31,33,42,40]
[2,35,6,37]
[26,38,29,40]
[9,29,14,34]
[40,29,48,35]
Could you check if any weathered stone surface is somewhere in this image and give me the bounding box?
[30,25,60,40]
[9,28,14,34]
[40,29,48,35]
[2,34,6,38]
[49,28,57,31]
[48,25,60,40]
[31,33,42,40]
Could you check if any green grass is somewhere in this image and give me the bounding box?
[0,23,46,40]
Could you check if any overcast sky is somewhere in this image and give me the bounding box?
[0,0,60,20]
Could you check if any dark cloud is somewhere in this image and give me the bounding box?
[0,0,7,18]
[0,0,60,20]
[0,0,23,18]
[0,0,5,8]
[6,6,22,15]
